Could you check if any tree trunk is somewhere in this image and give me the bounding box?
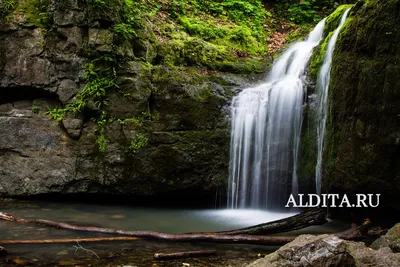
[0,212,372,246]
[154,250,217,260]
[0,237,139,245]
[215,208,326,235]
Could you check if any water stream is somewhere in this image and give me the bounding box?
[228,19,326,210]
[315,8,351,195]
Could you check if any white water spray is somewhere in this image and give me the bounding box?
[228,19,326,210]
[315,8,351,195]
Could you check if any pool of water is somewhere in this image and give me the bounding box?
[0,199,350,266]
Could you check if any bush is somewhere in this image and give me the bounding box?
[276,0,335,24]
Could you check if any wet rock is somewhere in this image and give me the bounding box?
[248,234,400,267]
[371,223,400,252]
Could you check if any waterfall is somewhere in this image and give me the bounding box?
[228,19,326,210]
[315,8,351,195]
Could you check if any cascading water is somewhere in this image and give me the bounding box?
[228,19,326,210]
[315,8,351,195]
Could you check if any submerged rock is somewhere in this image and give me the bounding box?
[248,234,400,267]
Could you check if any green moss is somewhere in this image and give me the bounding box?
[335,17,354,46]
[309,4,354,81]
[156,36,266,73]
[309,31,332,81]
[97,132,108,153]
[179,16,266,55]
[323,4,354,38]
[14,0,49,30]
[129,133,149,153]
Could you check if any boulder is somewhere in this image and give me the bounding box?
[371,223,400,252]
[248,234,400,267]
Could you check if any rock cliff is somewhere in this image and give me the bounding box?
[0,0,266,199]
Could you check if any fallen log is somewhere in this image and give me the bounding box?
[0,210,323,240]
[335,218,371,240]
[0,237,139,245]
[154,250,217,260]
[215,208,327,235]
[0,212,295,246]
[0,212,371,246]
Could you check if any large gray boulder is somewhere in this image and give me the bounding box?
[248,234,400,267]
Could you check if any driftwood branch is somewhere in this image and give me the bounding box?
[0,211,295,245]
[73,241,100,259]
[335,218,371,240]
[154,250,217,260]
[0,211,372,246]
[215,208,326,235]
[0,237,140,245]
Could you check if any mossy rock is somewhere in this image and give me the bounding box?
[322,0,400,209]
[308,4,354,81]
[323,4,354,38]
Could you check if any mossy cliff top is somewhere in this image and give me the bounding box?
[308,4,354,81]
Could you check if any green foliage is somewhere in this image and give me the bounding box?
[151,0,269,57]
[120,111,151,126]
[287,2,318,24]
[179,16,227,40]
[32,105,40,114]
[114,23,136,40]
[47,54,118,121]
[46,107,64,122]
[17,0,49,29]
[0,0,17,17]
[88,0,107,8]
[97,132,108,153]
[179,16,264,55]
[129,133,148,153]
[276,0,335,24]
[221,0,267,40]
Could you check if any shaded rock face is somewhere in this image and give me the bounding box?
[322,0,400,207]
[248,234,400,267]
[297,0,400,211]
[0,0,260,199]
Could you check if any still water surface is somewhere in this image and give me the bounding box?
[0,200,349,266]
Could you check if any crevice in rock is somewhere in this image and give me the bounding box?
[0,148,29,158]
[0,86,60,106]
